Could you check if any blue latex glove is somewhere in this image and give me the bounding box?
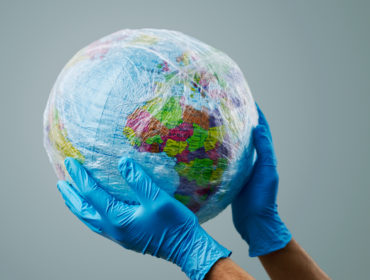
[232,104,292,257]
[57,157,230,280]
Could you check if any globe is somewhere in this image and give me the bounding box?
[43,28,258,223]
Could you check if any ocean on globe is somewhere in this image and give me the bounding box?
[43,28,258,223]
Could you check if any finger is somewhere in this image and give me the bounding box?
[64,157,118,214]
[57,180,103,233]
[118,157,161,205]
[255,102,272,140]
[253,125,277,166]
[255,102,268,127]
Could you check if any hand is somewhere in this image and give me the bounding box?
[232,104,292,257]
[57,157,230,280]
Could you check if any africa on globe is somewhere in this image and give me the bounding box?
[43,28,258,223]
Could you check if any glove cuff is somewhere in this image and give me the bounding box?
[180,226,231,280]
[241,214,292,257]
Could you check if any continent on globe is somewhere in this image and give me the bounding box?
[123,95,229,212]
[45,106,85,178]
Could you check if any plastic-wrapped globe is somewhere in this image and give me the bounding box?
[43,29,258,223]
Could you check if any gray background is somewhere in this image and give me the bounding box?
[1,0,369,279]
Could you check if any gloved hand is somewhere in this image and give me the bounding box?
[57,157,230,280]
[232,104,292,257]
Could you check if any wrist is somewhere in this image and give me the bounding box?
[180,226,231,280]
[240,214,292,257]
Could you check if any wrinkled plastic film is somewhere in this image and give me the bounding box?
[43,29,258,223]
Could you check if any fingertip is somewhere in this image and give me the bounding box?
[253,125,271,152]
[255,103,269,127]
[64,157,72,167]
[255,101,261,113]
[253,125,266,138]
[118,156,128,169]
[118,157,133,178]
[56,181,76,207]
[64,157,80,175]
[56,181,85,212]
[65,158,88,186]
[57,180,63,190]
[254,101,261,114]
[57,180,70,192]
[118,159,160,203]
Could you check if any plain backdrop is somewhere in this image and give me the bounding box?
[1,0,369,279]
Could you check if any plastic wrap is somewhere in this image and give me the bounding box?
[43,28,258,223]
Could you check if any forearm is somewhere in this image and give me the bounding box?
[205,258,255,280]
[258,238,330,280]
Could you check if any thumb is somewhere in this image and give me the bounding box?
[253,125,277,166]
[118,157,161,205]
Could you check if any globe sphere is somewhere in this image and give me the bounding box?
[43,29,258,223]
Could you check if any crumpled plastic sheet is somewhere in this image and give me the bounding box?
[43,28,258,223]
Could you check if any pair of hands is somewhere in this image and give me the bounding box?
[57,105,291,280]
